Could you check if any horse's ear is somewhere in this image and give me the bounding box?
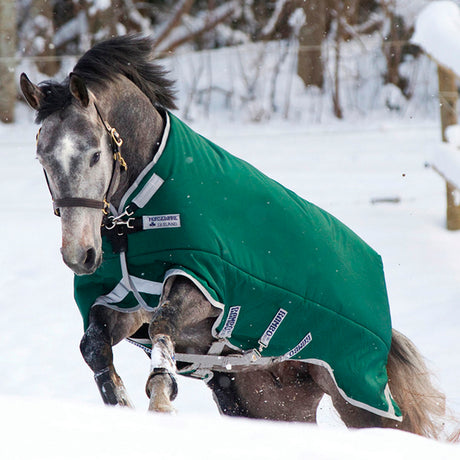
[20,73,44,110]
[69,73,90,108]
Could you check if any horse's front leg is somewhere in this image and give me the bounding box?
[145,275,218,413]
[80,305,151,407]
[146,333,178,412]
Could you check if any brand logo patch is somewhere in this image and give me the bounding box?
[143,214,181,229]
[219,306,241,338]
[259,308,288,349]
[284,332,312,359]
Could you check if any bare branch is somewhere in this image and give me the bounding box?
[260,0,291,40]
[156,3,236,55]
[152,0,195,49]
[338,13,384,49]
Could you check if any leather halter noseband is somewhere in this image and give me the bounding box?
[40,104,127,217]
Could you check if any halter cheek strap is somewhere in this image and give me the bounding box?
[40,104,127,217]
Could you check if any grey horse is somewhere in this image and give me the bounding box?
[20,35,447,439]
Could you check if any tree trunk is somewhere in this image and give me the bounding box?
[0,0,17,123]
[332,1,344,119]
[297,0,326,88]
[382,11,404,90]
[438,65,460,230]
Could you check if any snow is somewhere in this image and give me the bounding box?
[392,0,432,27]
[429,142,460,190]
[2,396,459,460]
[428,123,460,190]
[446,124,460,146]
[412,1,460,76]
[2,58,460,456]
[89,0,111,15]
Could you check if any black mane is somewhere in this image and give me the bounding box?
[36,35,177,123]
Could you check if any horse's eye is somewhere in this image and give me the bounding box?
[90,151,101,167]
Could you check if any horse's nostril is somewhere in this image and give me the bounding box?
[84,247,96,268]
[61,245,100,274]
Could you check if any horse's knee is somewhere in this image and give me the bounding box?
[148,301,177,338]
[80,323,112,371]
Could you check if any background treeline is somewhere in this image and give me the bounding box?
[0,1,440,122]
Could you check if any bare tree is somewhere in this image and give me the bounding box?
[20,0,59,76]
[379,0,413,96]
[0,0,17,123]
[297,0,326,89]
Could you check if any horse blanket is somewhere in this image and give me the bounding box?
[74,112,401,421]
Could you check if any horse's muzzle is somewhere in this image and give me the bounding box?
[61,245,102,275]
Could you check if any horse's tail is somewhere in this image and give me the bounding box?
[385,329,448,439]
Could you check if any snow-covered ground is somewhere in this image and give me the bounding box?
[1,100,459,457]
[1,396,458,460]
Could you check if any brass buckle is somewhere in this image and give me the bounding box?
[110,127,123,147]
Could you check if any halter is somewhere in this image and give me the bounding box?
[40,104,127,217]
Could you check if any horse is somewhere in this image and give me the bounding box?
[20,35,447,439]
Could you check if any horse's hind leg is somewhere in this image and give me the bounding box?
[80,305,150,407]
[308,363,383,429]
[209,362,324,422]
[206,372,250,417]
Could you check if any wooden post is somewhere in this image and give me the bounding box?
[438,65,460,230]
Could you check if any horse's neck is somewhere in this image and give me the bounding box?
[97,84,165,209]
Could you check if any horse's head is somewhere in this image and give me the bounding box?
[20,73,119,275]
[21,36,177,275]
